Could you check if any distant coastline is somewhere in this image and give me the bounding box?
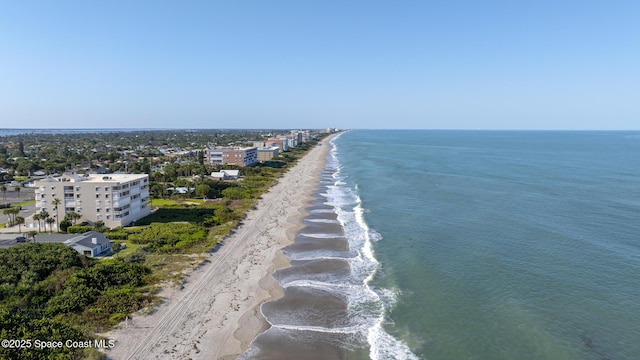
[0,128,330,137]
[0,128,165,137]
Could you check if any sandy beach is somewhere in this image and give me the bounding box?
[103,134,334,360]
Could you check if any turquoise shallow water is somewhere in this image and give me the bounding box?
[335,130,640,360]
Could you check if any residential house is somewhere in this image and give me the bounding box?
[210,169,240,180]
[65,231,112,257]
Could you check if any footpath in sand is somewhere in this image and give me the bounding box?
[103,134,334,360]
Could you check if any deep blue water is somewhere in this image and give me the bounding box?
[333,130,640,359]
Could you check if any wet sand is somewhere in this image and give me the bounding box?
[239,154,371,360]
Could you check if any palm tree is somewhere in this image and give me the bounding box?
[0,185,6,207]
[93,220,106,232]
[2,207,19,226]
[52,198,61,232]
[38,209,49,224]
[27,230,37,243]
[33,213,42,232]
[15,216,25,233]
[2,208,13,226]
[14,186,21,198]
[45,217,55,233]
[66,211,81,225]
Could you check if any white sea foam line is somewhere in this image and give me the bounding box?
[306,218,340,224]
[266,133,417,359]
[309,208,335,214]
[272,324,363,335]
[326,138,418,360]
[299,232,345,238]
[287,255,354,261]
[283,279,361,290]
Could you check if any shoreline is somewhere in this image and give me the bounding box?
[103,134,335,359]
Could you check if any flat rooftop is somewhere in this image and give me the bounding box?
[36,173,147,183]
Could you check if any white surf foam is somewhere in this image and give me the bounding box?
[306,218,341,224]
[328,136,420,360]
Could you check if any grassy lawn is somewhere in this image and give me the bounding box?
[12,199,36,207]
[112,240,144,256]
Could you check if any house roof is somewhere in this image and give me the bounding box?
[221,169,240,176]
[65,231,111,249]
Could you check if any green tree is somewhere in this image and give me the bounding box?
[39,209,50,221]
[52,197,61,232]
[27,230,37,242]
[46,217,55,233]
[15,216,24,233]
[32,213,42,232]
[93,220,106,232]
[14,186,20,198]
[65,211,82,225]
[221,187,248,200]
[2,207,19,226]
[59,219,72,233]
[195,184,211,199]
[0,185,6,207]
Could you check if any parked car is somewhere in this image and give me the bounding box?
[15,236,28,243]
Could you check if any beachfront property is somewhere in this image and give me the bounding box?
[34,173,151,228]
[204,146,258,166]
[257,146,280,161]
[210,169,240,180]
[255,139,289,151]
[64,231,112,257]
[223,147,258,166]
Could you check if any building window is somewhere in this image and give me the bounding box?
[105,194,109,198]
[96,194,100,198]
[95,187,100,192]
[105,187,109,191]
[76,194,81,198]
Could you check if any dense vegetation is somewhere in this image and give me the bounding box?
[0,129,296,178]
[0,243,154,359]
[0,129,328,358]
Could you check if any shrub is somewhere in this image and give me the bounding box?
[67,225,93,234]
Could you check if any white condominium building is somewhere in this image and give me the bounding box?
[35,173,151,228]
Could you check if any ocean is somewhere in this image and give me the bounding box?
[245,130,640,360]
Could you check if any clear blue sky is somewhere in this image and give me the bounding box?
[1,0,639,129]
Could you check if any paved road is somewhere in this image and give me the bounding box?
[0,233,76,248]
[0,235,29,248]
